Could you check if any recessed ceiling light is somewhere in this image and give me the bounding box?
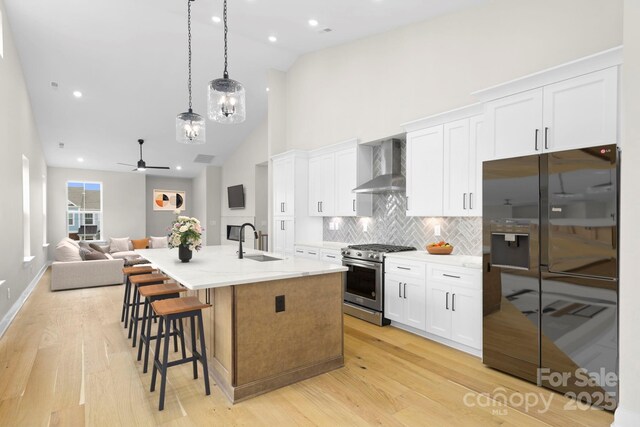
[308,19,319,27]
[266,87,270,92]
[176,165,182,170]
[77,157,84,162]
[73,91,82,98]
[268,35,277,43]
[212,16,221,23]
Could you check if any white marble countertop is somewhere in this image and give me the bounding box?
[136,245,348,291]
[294,241,350,250]
[384,251,483,269]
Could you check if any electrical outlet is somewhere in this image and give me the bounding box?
[329,222,335,230]
[434,224,441,237]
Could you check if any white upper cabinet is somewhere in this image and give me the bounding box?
[485,88,544,160]
[272,155,295,217]
[476,48,621,159]
[406,125,444,217]
[542,67,618,152]
[307,140,372,217]
[308,154,335,216]
[443,115,484,217]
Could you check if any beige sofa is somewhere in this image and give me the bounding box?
[51,238,124,291]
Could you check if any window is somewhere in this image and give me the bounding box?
[66,181,103,241]
[22,155,31,260]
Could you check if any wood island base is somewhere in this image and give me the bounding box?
[186,272,345,403]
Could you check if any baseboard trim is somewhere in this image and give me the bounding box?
[612,405,640,426]
[0,262,49,339]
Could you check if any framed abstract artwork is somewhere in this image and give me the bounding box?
[153,189,186,211]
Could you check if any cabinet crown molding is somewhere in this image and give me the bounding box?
[402,103,483,133]
[472,45,622,102]
[270,149,309,161]
[309,138,359,157]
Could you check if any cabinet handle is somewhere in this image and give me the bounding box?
[463,193,467,209]
[317,201,320,213]
[353,199,356,212]
[399,282,402,298]
[544,127,549,150]
[308,252,317,255]
[320,201,323,213]
[535,129,539,151]
[281,221,284,231]
[403,283,407,299]
[326,255,336,259]
[469,193,473,210]
[406,196,410,211]
[443,273,461,279]
[296,250,303,253]
[397,266,411,271]
[446,292,449,310]
[452,293,456,311]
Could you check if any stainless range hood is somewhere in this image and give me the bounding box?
[353,138,405,194]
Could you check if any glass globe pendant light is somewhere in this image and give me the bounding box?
[207,0,246,124]
[176,0,206,144]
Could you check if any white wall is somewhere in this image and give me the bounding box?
[47,167,145,254]
[614,1,640,425]
[281,0,623,152]
[0,0,48,326]
[220,119,268,245]
[145,175,193,237]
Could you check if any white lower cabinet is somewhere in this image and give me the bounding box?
[384,266,427,331]
[320,249,342,264]
[425,264,482,350]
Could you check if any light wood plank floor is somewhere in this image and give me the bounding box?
[0,269,613,426]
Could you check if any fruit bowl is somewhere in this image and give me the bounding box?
[426,242,454,255]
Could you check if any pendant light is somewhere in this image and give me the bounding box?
[176,0,206,144]
[207,0,246,124]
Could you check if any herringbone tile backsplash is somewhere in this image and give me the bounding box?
[322,144,482,256]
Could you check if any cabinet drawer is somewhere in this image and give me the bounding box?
[427,264,481,290]
[320,249,341,264]
[294,246,320,259]
[385,259,426,280]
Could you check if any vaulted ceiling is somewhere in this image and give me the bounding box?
[4,0,485,177]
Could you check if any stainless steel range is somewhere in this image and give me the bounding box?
[342,244,416,326]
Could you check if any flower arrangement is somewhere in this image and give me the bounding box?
[168,214,204,252]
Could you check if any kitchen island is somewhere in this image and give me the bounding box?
[136,245,347,403]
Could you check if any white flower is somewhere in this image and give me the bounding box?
[179,225,188,232]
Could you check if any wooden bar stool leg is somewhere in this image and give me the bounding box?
[190,316,198,380]
[197,311,211,396]
[150,317,163,393]
[158,316,172,411]
[143,300,154,373]
[131,286,142,347]
[128,285,139,340]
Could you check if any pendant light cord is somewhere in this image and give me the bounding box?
[223,0,229,79]
[187,0,193,111]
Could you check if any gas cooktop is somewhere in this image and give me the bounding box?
[341,244,416,262]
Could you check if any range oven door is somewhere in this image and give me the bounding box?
[342,259,383,312]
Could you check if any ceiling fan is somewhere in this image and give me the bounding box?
[117,139,170,172]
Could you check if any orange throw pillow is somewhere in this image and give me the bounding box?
[131,238,150,249]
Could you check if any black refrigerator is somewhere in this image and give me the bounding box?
[482,144,618,410]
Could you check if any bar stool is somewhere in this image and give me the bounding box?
[121,266,155,329]
[137,282,188,373]
[150,296,211,411]
[128,273,171,347]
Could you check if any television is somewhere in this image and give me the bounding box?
[227,184,245,209]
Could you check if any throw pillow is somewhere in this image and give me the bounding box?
[131,238,150,249]
[79,247,92,260]
[85,250,108,260]
[64,237,81,248]
[109,237,131,253]
[78,241,91,250]
[55,241,82,262]
[128,240,134,251]
[150,236,168,249]
[89,242,108,253]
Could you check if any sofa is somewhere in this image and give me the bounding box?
[51,238,125,291]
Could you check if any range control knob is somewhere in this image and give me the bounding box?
[356,252,362,257]
[372,254,379,259]
[368,254,375,259]
[341,250,346,255]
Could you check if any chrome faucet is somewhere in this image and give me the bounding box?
[238,223,259,259]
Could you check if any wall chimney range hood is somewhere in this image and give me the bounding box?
[353,138,405,194]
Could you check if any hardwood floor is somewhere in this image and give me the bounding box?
[0,269,613,426]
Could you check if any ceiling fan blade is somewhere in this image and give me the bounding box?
[146,166,171,170]
[117,162,135,167]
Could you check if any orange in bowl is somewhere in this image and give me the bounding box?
[426,241,454,255]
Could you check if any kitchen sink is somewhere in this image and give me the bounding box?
[244,255,282,262]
